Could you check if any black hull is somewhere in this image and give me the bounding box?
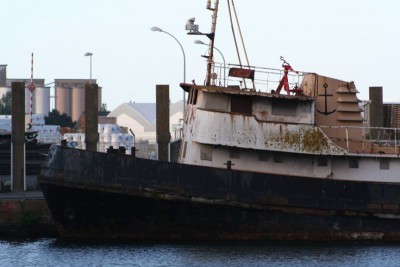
[39,146,400,241]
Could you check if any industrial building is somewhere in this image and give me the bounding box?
[367,87,400,129]
[107,101,184,143]
[0,65,50,115]
[1,65,102,123]
[383,103,400,129]
[55,79,102,122]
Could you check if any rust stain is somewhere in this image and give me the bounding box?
[259,110,269,120]
[283,128,330,153]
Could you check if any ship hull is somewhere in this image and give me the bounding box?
[39,145,400,241]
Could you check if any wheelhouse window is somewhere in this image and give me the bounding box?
[380,158,390,170]
[348,158,359,169]
[229,148,240,159]
[317,156,328,167]
[258,151,269,162]
[204,93,229,111]
[273,152,284,163]
[200,145,213,161]
[230,95,252,115]
[271,98,298,117]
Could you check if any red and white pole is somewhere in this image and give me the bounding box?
[27,53,36,129]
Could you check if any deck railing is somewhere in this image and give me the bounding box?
[210,62,305,93]
[320,125,399,154]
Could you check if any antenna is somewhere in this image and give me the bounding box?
[185,0,220,86]
[205,0,219,86]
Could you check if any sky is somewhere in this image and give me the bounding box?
[1,0,399,111]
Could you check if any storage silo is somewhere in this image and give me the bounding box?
[0,65,6,86]
[55,86,72,117]
[24,88,31,114]
[33,86,50,115]
[71,86,85,121]
[0,87,11,98]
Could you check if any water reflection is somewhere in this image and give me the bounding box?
[0,239,400,267]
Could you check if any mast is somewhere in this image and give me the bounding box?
[205,0,219,86]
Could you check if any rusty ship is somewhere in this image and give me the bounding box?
[39,0,400,241]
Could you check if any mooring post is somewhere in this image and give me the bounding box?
[369,86,383,140]
[85,83,99,152]
[156,85,170,161]
[11,82,25,192]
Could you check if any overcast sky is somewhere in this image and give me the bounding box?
[1,0,399,110]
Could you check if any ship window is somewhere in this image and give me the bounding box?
[229,148,240,159]
[204,93,229,111]
[348,158,359,168]
[273,152,284,163]
[200,145,212,161]
[271,98,297,117]
[182,142,188,158]
[258,151,269,161]
[317,157,328,166]
[380,158,390,170]
[231,95,252,115]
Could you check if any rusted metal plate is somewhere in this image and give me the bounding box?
[228,68,255,80]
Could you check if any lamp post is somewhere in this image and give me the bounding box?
[194,40,226,87]
[84,52,93,84]
[151,26,186,114]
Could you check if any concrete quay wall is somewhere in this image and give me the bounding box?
[0,195,57,238]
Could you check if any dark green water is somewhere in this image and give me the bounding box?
[1,239,400,266]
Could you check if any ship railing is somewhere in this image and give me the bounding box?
[210,62,305,93]
[320,125,400,154]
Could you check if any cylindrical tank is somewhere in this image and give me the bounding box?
[71,87,85,122]
[33,86,50,115]
[55,86,71,117]
[0,87,11,98]
[24,88,31,114]
[0,65,6,86]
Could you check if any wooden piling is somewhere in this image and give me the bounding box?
[85,83,99,152]
[11,82,25,192]
[156,85,170,161]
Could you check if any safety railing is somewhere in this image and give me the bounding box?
[320,125,400,154]
[209,62,305,94]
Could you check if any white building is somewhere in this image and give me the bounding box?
[107,101,184,143]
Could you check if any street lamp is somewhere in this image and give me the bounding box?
[151,26,186,114]
[84,52,93,84]
[194,40,226,87]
